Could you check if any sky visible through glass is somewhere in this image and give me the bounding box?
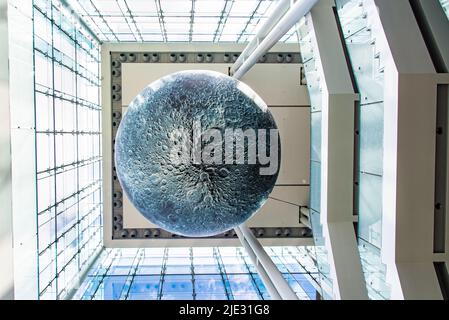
[73,246,320,300]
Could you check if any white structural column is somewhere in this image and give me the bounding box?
[236,224,298,300]
[0,0,14,300]
[306,0,368,300]
[370,0,449,299]
[234,227,282,300]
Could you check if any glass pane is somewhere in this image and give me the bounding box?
[33,0,102,299]
[68,0,286,42]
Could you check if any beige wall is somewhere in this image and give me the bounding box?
[102,43,311,247]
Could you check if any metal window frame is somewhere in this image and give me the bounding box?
[32,0,103,300]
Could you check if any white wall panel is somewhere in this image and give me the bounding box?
[8,0,38,300]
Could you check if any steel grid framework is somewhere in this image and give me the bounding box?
[73,246,320,300]
[33,0,103,299]
[66,0,300,43]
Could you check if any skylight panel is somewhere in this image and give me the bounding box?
[71,0,97,16]
[193,23,219,34]
[161,0,193,15]
[135,22,161,33]
[194,0,226,16]
[192,16,219,35]
[219,34,239,42]
[104,16,132,33]
[70,0,296,43]
[220,17,248,36]
[164,17,190,33]
[126,0,158,15]
[91,0,122,15]
[116,33,138,41]
[229,0,259,16]
[191,34,215,42]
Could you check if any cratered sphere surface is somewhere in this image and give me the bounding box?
[115,70,280,237]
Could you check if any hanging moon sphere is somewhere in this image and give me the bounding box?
[115,70,280,237]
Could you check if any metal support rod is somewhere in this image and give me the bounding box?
[234,227,282,300]
[232,0,319,79]
[230,0,291,75]
[235,224,299,300]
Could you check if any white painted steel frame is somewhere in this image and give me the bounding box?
[232,0,319,79]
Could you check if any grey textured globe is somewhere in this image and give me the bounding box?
[115,70,280,237]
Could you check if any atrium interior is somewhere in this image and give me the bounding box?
[1,0,449,301]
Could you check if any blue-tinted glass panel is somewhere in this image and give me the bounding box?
[93,276,127,300]
[128,276,161,297]
[33,0,102,300]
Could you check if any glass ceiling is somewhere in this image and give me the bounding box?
[73,247,319,300]
[67,0,299,43]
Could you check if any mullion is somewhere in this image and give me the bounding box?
[39,201,101,256]
[49,1,60,299]
[74,0,110,41]
[36,85,100,109]
[190,248,195,300]
[123,0,143,41]
[115,0,138,41]
[87,0,119,41]
[88,250,118,299]
[213,0,234,42]
[214,248,233,300]
[237,248,265,299]
[236,0,263,43]
[33,49,99,89]
[37,155,101,176]
[74,247,320,300]
[121,249,145,299]
[157,248,169,299]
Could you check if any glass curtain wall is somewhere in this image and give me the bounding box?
[33,0,102,299]
[73,247,319,300]
[335,0,390,299]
